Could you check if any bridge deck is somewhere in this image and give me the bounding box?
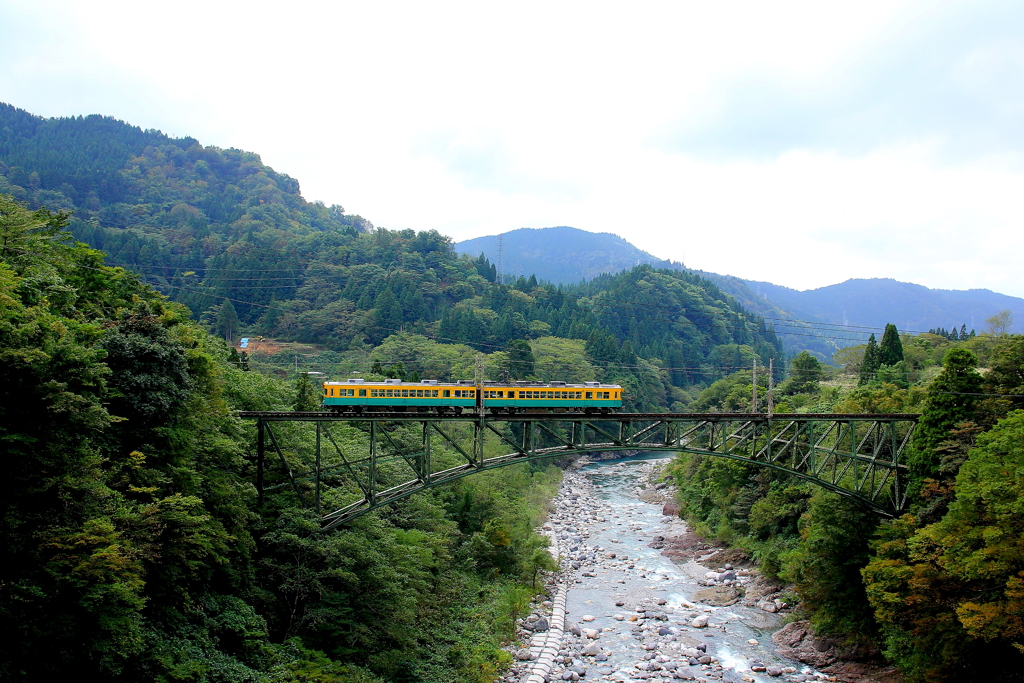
[238,411,921,421]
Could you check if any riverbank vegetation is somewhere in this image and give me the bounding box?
[0,194,562,682]
[668,324,1024,682]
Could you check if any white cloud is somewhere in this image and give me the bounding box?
[3,0,1024,296]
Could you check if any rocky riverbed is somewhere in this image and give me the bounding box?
[501,454,898,683]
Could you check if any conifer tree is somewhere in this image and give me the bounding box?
[878,323,904,366]
[908,348,983,488]
[859,334,880,386]
[215,299,240,343]
[503,339,535,380]
[293,372,319,411]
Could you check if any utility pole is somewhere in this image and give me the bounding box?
[752,358,758,413]
[475,353,486,416]
[767,358,775,417]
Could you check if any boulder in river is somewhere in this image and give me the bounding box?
[770,621,839,668]
[693,586,742,606]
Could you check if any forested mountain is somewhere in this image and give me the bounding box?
[455,226,685,284]
[0,103,786,410]
[456,226,1024,353]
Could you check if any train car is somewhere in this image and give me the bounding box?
[322,379,623,414]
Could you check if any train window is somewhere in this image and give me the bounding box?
[359,389,366,397]
[586,392,593,399]
[443,390,450,397]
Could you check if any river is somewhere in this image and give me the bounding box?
[510,453,830,683]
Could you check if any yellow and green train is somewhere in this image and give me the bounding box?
[322,379,623,415]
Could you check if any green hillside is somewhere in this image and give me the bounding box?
[0,103,786,408]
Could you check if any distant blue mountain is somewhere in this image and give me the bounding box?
[740,277,1024,336]
[457,227,1024,349]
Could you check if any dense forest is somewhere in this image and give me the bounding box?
[0,194,567,681]
[4,102,1024,682]
[0,102,784,412]
[671,326,1024,681]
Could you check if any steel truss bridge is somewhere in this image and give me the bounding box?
[240,411,919,530]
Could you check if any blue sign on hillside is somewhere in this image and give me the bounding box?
[240,338,249,348]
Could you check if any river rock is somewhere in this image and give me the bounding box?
[690,615,709,628]
[514,648,533,661]
[581,614,596,622]
[770,620,839,668]
[693,586,741,606]
[582,643,602,656]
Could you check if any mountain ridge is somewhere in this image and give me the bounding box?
[457,227,1024,344]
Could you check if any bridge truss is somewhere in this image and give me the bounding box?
[240,412,919,530]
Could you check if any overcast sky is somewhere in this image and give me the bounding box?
[2,0,1023,296]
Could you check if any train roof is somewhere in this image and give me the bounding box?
[323,379,622,388]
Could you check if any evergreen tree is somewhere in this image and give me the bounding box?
[371,287,402,343]
[859,334,880,386]
[501,340,535,380]
[908,348,983,489]
[293,372,319,411]
[879,323,904,367]
[215,299,240,343]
